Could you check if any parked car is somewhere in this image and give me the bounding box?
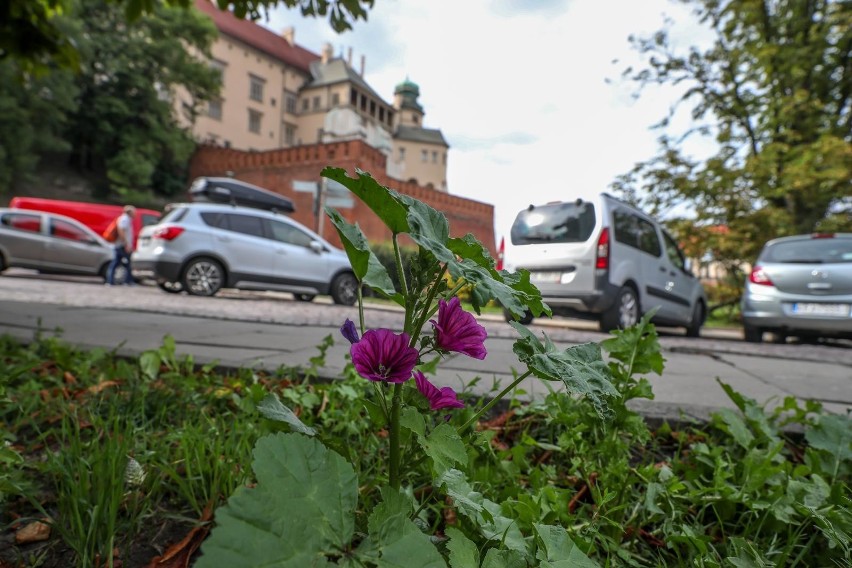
[131,202,358,304]
[0,208,127,282]
[8,197,161,248]
[741,233,852,343]
[502,193,707,336]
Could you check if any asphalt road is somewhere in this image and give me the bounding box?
[1,269,850,423]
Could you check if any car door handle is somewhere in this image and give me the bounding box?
[216,236,231,243]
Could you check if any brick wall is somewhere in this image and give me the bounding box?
[189,141,497,257]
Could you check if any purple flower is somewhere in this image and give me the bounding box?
[414,371,464,410]
[350,329,418,383]
[340,318,360,344]
[430,297,488,360]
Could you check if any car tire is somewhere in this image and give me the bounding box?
[743,325,763,343]
[157,281,183,294]
[330,273,358,306]
[685,302,704,338]
[182,258,224,297]
[503,307,533,325]
[294,293,316,302]
[600,286,639,332]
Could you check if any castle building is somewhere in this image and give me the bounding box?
[187,0,450,192]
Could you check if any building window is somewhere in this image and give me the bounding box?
[302,98,309,112]
[208,99,222,120]
[331,93,340,106]
[249,74,265,102]
[369,100,376,116]
[350,88,358,105]
[412,115,419,125]
[210,59,226,84]
[443,153,447,165]
[312,96,321,110]
[283,123,296,146]
[432,151,438,163]
[285,91,297,114]
[379,108,385,121]
[398,147,405,160]
[421,150,428,162]
[249,109,262,134]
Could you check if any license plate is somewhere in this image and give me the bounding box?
[531,271,561,283]
[791,303,849,317]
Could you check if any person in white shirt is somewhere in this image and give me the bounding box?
[106,205,136,286]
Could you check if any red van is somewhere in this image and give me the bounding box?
[8,197,161,248]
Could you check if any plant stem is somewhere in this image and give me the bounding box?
[389,382,402,489]
[459,370,532,434]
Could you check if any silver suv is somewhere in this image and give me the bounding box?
[132,202,358,305]
[503,193,707,336]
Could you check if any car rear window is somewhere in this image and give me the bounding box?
[510,201,596,245]
[160,207,188,224]
[761,237,852,264]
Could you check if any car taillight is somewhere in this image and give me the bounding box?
[749,265,773,286]
[496,237,505,271]
[153,226,185,241]
[595,228,609,270]
[811,233,835,239]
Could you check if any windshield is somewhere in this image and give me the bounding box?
[761,237,852,264]
[510,201,596,245]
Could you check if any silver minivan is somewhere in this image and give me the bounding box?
[502,193,706,336]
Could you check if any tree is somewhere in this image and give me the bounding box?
[1,0,375,73]
[613,0,852,267]
[0,60,77,192]
[62,0,221,197]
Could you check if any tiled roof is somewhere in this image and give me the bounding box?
[194,0,319,74]
[394,125,449,147]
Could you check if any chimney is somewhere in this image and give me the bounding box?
[321,42,333,64]
[360,54,365,76]
[347,47,353,66]
[281,26,295,46]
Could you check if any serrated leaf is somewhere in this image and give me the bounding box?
[195,433,356,567]
[401,406,426,437]
[256,393,317,436]
[511,325,616,418]
[448,233,495,270]
[600,310,665,376]
[420,423,467,475]
[366,487,446,568]
[534,523,599,567]
[322,167,410,234]
[445,527,479,568]
[482,548,528,568]
[326,207,399,301]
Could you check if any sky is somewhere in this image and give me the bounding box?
[265,0,710,246]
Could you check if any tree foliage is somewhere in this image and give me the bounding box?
[1,0,375,73]
[62,0,221,197]
[613,0,852,267]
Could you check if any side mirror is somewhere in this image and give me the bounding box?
[309,241,324,254]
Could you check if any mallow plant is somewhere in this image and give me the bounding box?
[195,167,619,567]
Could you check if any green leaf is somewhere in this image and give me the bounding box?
[365,487,446,568]
[600,310,665,376]
[644,482,665,515]
[138,351,160,381]
[512,326,617,418]
[482,548,527,568]
[445,527,479,568]
[321,167,410,234]
[325,206,400,301]
[401,406,426,438]
[448,233,496,270]
[806,414,852,463]
[256,393,317,436]
[195,433,357,567]
[534,523,599,567]
[420,423,467,476]
[714,408,754,448]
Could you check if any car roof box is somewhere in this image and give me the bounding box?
[189,177,295,213]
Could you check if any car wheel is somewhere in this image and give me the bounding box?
[330,273,358,306]
[743,325,763,343]
[503,307,533,325]
[157,281,183,294]
[600,286,639,332]
[0,254,6,273]
[182,258,224,297]
[294,293,316,302]
[685,302,704,338]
